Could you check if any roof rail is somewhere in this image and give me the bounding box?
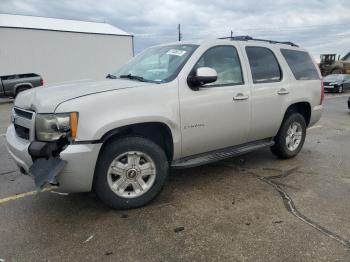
[218,35,299,47]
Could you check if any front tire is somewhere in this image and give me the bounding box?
[94,136,169,209]
[271,113,306,159]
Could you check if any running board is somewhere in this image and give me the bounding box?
[171,138,274,169]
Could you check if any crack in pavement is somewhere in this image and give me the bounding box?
[218,163,350,249]
[263,166,300,180]
[250,169,350,249]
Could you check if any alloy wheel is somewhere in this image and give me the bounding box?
[107,151,156,198]
[285,122,303,151]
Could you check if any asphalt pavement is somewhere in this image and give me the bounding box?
[0,94,349,261]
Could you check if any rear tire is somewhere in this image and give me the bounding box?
[94,136,169,209]
[271,113,306,159]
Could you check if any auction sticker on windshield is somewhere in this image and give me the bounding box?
[166,49,187,56]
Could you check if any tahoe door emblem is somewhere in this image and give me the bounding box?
[184,123,205,130]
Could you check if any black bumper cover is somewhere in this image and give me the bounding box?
[29,157,66,189]
[28,140,68,189]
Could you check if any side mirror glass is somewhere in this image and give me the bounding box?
[187,67,218,89]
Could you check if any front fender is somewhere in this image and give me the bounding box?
[55,82,182,158]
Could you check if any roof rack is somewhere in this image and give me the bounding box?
[218,35,299,47]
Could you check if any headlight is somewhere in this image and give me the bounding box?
[36,112,78,142]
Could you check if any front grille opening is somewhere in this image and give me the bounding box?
[14,124,30,140]
[14,108,33,120]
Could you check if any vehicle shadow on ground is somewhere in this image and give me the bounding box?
[3,146,350,257]
[25,149,273,215]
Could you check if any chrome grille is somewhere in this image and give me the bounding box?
[12,107,36,141]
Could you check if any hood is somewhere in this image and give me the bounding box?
[14,79,151,113]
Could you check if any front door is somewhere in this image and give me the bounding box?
[178,45,251,157]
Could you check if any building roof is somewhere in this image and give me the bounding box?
[0,14,131,36]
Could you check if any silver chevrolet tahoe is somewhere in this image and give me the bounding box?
[6,36,323,209]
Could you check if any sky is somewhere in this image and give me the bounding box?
[1,0,350,61]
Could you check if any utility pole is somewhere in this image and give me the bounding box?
[230,30,233,38]
[178,24,182,41]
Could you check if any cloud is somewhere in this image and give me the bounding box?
[1,0,350,59]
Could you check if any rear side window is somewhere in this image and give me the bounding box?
[246,46,282,84]
[281,49,319,80]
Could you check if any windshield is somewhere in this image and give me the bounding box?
[323,74,344,81]
[112,44,198,83]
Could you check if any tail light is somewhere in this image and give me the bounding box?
[320,79,324,104]
[40,78,44,86]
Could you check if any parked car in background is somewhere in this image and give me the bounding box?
[323,74,350,93]
[6,37,323,209]
[0,73,43,98]
[348,97,350,109]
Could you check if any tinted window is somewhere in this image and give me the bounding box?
[194,46,243,86]
[246,47,282,83]
[281,49,319,80]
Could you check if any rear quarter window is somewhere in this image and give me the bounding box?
[281,49,319,80]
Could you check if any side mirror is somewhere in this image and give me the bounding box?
[187,67,218,89]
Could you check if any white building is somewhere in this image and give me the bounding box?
[0,14,134,84]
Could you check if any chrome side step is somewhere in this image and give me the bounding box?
[171,138,274,169]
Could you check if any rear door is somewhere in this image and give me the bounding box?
[241,45,288,141]
[2,75,21,96]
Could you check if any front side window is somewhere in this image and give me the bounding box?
[246,46,282,83]
[113,44,198,83]
[281,49,319,80]
[193,46,244,86]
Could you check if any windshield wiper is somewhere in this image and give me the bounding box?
[119,74,146,82]
[106,74,117,79]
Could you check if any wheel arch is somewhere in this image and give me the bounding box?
[14,83,33,95]
[97,122,174,162]
[281,102,311,128]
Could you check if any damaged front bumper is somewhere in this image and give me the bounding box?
[29,157,67,188]
[6,125,102,192]
[28,139,68,189]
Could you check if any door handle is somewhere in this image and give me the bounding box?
[277,88,289,95]
[233,93,249,101]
